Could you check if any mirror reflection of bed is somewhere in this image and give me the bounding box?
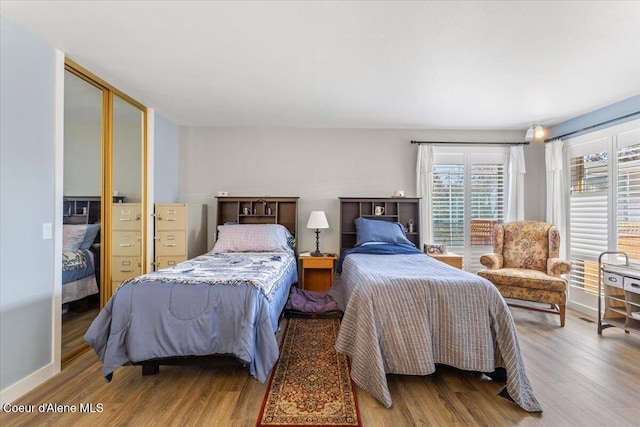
[61,197,101,356]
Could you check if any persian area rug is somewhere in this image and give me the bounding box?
[256,318,362,427]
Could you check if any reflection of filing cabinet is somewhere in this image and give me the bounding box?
[154,203,207,270]
[299,254,337,292]
[112,203,142,293]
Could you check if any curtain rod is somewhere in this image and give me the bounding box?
[410,140,529,146]
[544,111,640,143]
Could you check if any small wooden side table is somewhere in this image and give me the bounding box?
[428,252,463,269]
[299,254,337,292]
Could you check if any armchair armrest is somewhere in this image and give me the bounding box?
[480,253,503,270]
[547,258,571,276]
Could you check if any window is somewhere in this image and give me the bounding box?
[470,164,505,246]
[567,121,640,309]
[617,143,640,261]
[433,164,464,247]
[568,149,609,295]
[432,148,507,271]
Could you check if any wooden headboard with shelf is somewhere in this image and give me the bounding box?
[63,196,101,225]
[339,197,421,255]
[215,196,299,239]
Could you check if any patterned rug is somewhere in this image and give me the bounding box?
[256,318,361,427]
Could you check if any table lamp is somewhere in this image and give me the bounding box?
[306,211,329,257]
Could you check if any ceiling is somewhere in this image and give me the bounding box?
[2,1,639,130]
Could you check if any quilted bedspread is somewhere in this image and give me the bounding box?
[85,251,296,383]
[331,252,542,412]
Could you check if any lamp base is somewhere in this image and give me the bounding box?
[311,228,323,257]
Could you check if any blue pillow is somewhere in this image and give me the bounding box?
[355,217,413,247]
[79,223,101,249]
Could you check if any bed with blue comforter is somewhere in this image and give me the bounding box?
[86,251,296,382]
[86,223,298,383]
[62,223,101,305]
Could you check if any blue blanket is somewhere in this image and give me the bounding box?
[337,243,422,273]
[85,251,297,383]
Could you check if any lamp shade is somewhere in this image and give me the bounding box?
[306,211,329,229]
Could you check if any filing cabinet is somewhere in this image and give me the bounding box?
[154,203,207,270]
[111,203,142,293]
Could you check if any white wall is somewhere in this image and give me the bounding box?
[523,138,546,221]
[0,15,56,397]
[112,124,143,202]
[63,124,101,195]
[154,113,180,202]
[179,127,547,253]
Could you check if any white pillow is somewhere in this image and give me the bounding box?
[212,224,292,253]
[63,224,87,252]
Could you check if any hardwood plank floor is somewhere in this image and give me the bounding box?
[62,303,99,356]
[1,308,639,426]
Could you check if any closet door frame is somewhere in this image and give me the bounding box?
[62,59,148,366]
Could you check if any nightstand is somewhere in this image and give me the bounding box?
[299,254,337,292]
[428,252,463,269]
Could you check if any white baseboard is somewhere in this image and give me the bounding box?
[0,363,54,405]
[568,300,598,319]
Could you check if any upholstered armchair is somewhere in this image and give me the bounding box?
[477,220,571,326]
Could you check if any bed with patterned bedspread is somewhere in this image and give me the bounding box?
[62,248,98,304]
[85,224,298,383]
[62,223,101,304]
[330,217,542,413]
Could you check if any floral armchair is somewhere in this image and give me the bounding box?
[478,220,571,326]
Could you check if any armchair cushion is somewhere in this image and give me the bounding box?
[493,284,567,306]
[478,268,567,293]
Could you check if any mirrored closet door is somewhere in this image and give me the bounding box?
[110,94,146,296]
[62,60,147,365]
[62,68,104,359]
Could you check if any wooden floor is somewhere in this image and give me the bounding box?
[2,309,639,426]
[61,303,99,356]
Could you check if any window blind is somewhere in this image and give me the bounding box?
[568,150,608,294]
[433,164,465,247]
[470,164,505,244]
[617,143,640,262]
[432,160,505,272]
[469,164,505,271]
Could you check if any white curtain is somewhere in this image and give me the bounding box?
[546,139,567,258]
[506,144,526,221]
[416,144,434,247]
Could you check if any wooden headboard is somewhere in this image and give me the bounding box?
[215,196,299,239]
[63,196,101,225]
[339,197,421,255]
